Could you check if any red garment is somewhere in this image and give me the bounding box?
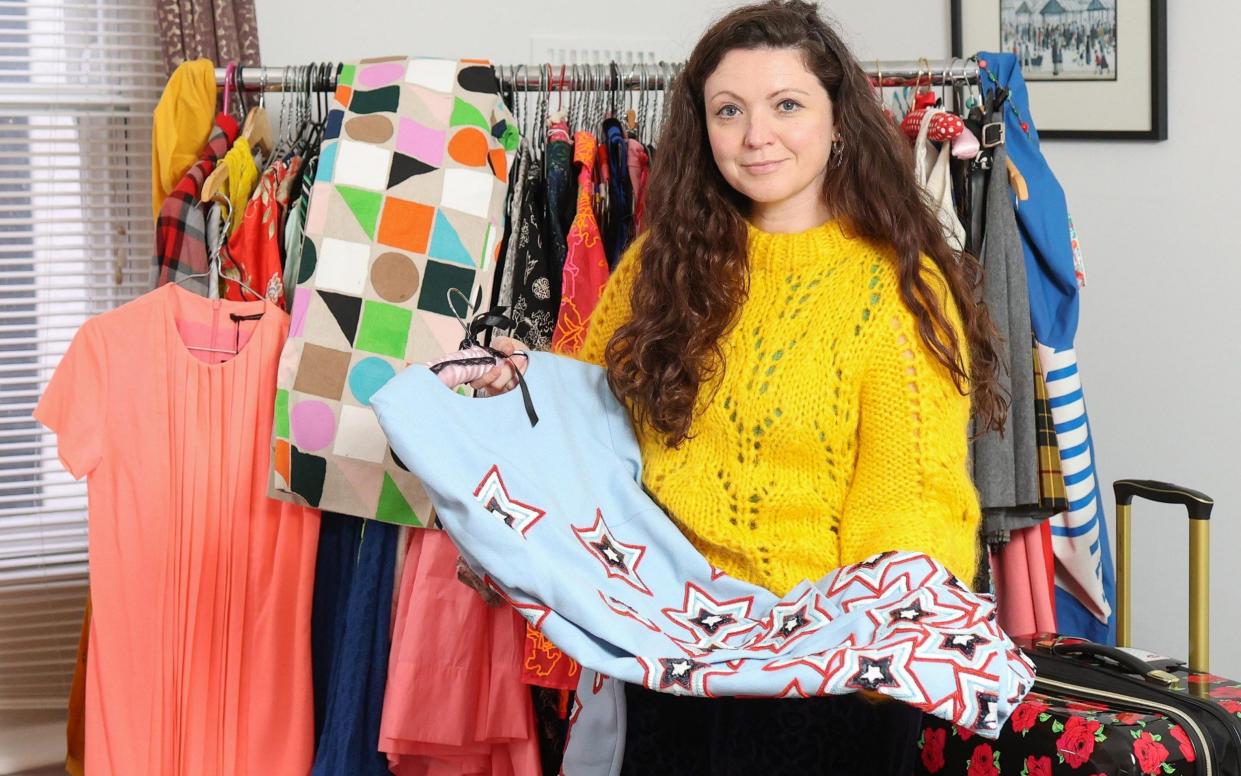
[990,522,1058,636]
[380,528,540,776]
[154,114,239,287]
[550,133,610,356]
[626,138,650,233]
[223,158,299,307]
[520,622,579,689]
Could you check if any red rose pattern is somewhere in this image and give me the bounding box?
[1187,673,1223,683]
[1133,731,1170,775]
[958,725,974,741]
[1024,754,1052,776]
[1115,711,1144,725]
[1066,699,1108,713]
[967,743,998,776]
[1221,699,1241,715]
[920,727,946,773]
[1055,715,1102,768]
[1212,685,1241,698]
[1169,724,1197,762]
[1010,700,1049,734]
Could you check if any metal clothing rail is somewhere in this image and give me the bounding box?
[212,58,980,93]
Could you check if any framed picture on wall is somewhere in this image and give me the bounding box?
[951,0,1167,140]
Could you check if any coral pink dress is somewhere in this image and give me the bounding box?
[379,528,540,776]
[34,283,319,775]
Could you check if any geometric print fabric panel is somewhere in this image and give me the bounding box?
[270,56,520,524]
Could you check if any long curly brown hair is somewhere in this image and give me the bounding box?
[604,0,1006,447]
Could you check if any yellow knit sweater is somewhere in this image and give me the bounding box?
[577,220,981,596]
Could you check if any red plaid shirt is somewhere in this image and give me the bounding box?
[154,114,240,291]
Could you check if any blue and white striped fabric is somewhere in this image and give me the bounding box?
[371,352,1036,773]
[981,52,1115,644]
[1039,344,1114,636]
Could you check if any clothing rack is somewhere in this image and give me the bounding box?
[213,59,980,92]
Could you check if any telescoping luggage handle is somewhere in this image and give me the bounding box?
[1113,479,1214,675]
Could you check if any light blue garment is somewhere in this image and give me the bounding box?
[371,352,1035,773]
[979,52,1115,645]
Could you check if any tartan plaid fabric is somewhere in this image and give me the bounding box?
[1033,341,1069,512]
[154,113,239,291]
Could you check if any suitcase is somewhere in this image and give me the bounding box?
[915,479,1241,775]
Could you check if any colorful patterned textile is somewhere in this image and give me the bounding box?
[550,133,609,355]
[979,52,1113,644]
[223,156,298,306]
[1033,344,1068,513]
[270,56,519,523]
[371,352,1036,775]
[154,113,239,291]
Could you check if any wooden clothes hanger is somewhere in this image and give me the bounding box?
[201,64,274,204]
[241,67,274,158]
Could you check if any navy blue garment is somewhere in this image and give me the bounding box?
[621,683,923,776]
[544,137,575,280]
[601,118,631,270]
[310,511,362,741]
[311,516,399,776]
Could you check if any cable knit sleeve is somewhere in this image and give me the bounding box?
[838,261,981,585]
[577,236,642,367]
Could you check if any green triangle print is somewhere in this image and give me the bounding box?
[376,472,420,525]
[450,98,489,130]
[337,186,383,240]
[428,210,475,266]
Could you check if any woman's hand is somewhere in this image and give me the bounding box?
[455,556,505,607]
[470,336,529,396]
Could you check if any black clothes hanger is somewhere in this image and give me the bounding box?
[428,299,539,428]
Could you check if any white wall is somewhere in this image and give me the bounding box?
[256,1,1241,677]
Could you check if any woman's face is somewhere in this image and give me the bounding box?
[703,47,836,220]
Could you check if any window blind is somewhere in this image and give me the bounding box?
[0,0,160,709]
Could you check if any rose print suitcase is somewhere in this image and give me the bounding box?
[916,480,1241,775]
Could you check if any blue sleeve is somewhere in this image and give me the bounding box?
[978,52,1080,350]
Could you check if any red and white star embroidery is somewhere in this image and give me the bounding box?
[762,642,853,692]
[661,581,758,655]
[827,636,931,708]
[483,577,551,629]
[745,587,833,654]
[825,552,936,613]
[473,465,546,537]
[636,655,738,698]
[598,591,660,632]
[571,509,653,596]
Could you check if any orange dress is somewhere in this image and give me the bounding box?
[34,283,319,775]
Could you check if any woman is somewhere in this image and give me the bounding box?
[473,2,1005,773]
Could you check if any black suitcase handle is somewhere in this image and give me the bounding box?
[1046,640,1180,688]
[1113,479,1214,675]
[1114,480,1213,520]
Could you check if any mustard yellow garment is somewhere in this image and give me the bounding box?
[578,221,981,595]
[220,137,258,235]
[151,59,218,219]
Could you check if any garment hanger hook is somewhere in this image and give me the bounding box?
[445,287,478,335]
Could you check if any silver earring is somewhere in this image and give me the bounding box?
[830,136,845,168]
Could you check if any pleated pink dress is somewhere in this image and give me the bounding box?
[34,283,320,775]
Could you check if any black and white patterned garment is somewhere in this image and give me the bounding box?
[505,152,558,350]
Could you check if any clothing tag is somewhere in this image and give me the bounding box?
[1117,647,1184,671]
[230,312,264,353]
